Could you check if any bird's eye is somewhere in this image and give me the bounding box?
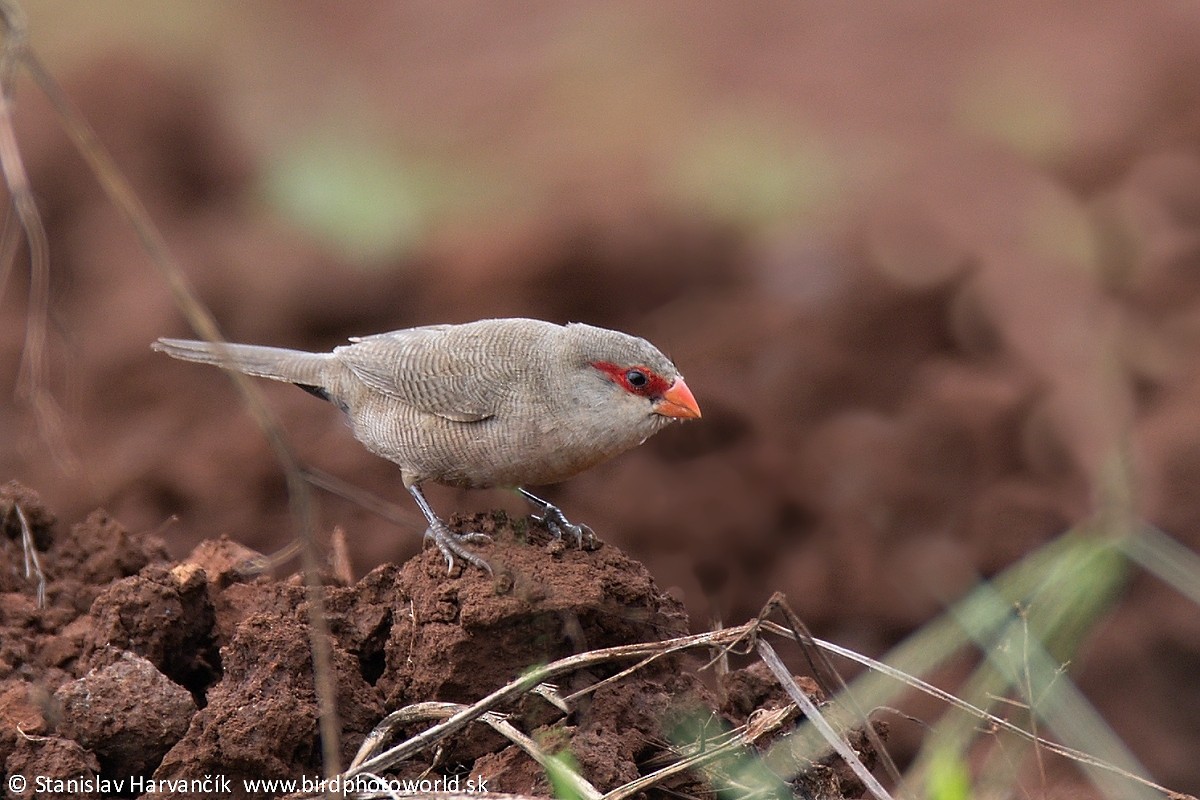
[591,361,666,396]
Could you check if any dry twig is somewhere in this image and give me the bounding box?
[297,604,1185,800]
[0,1,342,780]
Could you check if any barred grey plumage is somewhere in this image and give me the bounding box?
[153,318,700,571]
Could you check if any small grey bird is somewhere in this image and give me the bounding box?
[153,318,701,571]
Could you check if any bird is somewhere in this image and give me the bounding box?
[152,318,701,571]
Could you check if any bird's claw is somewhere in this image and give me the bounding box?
[424,524,493,574]
[517,488,597,550]
[535,504,595,548]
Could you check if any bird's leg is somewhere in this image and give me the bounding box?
[407,485,492,574]
[517,488,595,547]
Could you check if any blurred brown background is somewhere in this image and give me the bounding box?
[3,1,1200,791]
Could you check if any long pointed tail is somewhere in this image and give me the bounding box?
[152,338,333,387]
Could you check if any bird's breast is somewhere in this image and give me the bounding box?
[347,394,664,489]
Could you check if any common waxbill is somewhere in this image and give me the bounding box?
[153,318,701,570]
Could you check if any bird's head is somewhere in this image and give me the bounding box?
[565,323,701,425]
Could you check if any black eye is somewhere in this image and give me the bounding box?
[625,369,648,388]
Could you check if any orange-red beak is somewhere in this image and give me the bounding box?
[653,377,701,420]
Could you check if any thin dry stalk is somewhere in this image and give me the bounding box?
[9,501,44,606]
[0,208,21,330]
[341,676,794,800]
[756,639,892,800]
[0,2,75,474]
[351,701,601,800]
[338,622,843,798]
[602,706,794,800]
[528,683,571,714]
[0,2,342,781]
[346,632,730,779]
[338,611,1183,800]
[303,467,421,530]
[757,620,1182,797]
[759,592,901,785]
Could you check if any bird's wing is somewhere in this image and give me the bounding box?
[335,325,517,422]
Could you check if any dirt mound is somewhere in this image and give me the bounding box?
[4,8,1200,792]
[1,483,872,799]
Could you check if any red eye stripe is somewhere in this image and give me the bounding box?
[591,361,671,397]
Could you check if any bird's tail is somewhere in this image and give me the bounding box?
[152,338,333,387]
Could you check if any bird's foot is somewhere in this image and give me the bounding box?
[531,505,594,549]
[517,489,597,549]
[424,523,493,574]
[536,504,595,548]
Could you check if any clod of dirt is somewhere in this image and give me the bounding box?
[153,610,384,787]
[146,511,701,792]
[182,535,270,588]
[5,736,100,800]
[51,511,172,603]
[0,681,51,773]
[571,675,714,791]
[82,564,220,700]
[378,511,691,707]
[3,488,872,798]
[1,480,56,551]
[721,661,822,722]
[0,484,183,784]
[793,720,891,799]
[54,651,195,776]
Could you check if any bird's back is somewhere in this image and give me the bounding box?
[157,318,682,491]
[327,319,671,489]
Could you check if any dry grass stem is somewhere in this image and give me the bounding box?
[0,2,342,779]
[11,501,44,606]
[757,639,892,800]
[349,701,602,800]
[760,620,1180,797]
[301,602,1187,800]
[0,2,75,474]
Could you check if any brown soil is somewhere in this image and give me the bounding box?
[3,4,1200,796]
[2,482,879,799]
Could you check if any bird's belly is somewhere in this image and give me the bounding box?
[349,400,646,489]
